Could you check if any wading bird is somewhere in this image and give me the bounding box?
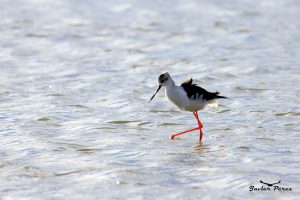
[149,72,227,142]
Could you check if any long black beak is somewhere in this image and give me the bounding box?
[149,85,161,103]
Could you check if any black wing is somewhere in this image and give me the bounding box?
[181,78,227,100]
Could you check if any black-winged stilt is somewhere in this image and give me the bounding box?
[149,72,227,142]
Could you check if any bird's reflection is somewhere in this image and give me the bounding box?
[194,142,209,154]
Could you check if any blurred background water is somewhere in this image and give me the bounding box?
[0,0,300,199]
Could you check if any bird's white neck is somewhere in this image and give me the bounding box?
[164,79,175,88]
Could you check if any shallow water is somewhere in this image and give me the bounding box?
[1,0,300,199]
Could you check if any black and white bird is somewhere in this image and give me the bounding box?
[149,72,227,142]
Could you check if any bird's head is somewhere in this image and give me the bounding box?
[158,72,171,86]
[149,72,173,103]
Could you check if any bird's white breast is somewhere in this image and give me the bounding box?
[165,86,189,110]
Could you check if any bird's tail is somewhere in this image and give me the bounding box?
[216,92,228,99]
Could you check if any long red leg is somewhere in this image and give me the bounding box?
[193,112,203,128]
[171,127,200,139]
[193,112,204,142]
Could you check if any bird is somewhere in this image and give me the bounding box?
[260,180,281,187]
[149,72,227,142]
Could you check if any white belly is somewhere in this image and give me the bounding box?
[184,98,208,111]
[165,86,189,110]
[165,86,212,112]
